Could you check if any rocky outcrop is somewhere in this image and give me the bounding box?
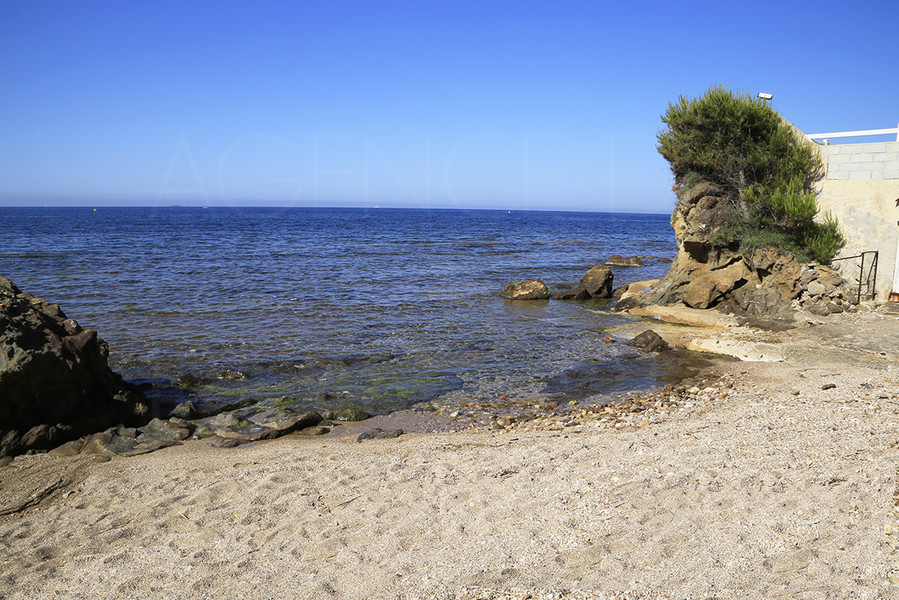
[554,265,614,300]
[0,276,149,457]
[617,182,812,319]
[501,280,550,300]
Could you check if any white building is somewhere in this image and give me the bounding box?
[806,125,899,302]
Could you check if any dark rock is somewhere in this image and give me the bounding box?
[0,456,13,467]
[628,330,669,352]
[169,401,199,420]
[658,257,673,263]
[320,408,371,422]
[137,418,190,442]
[605,255,643,267]
[173,373,213,388]
[822,383,836,390]
[194,408,322,442]
[581,265,614,297]
[0,275,149,457]
[357,428,404,442]
[500,280,550,301]
[552,286,591,301]
[247,408,322,432]
[554,265,614,301]
[612,284,630,300]
[167,417,192,429]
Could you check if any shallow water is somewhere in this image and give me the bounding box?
[1,206,678,413]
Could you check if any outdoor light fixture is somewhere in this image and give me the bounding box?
[758,92,773,101]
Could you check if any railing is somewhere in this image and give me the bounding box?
[830,251,878,303]
[806,125,899,144]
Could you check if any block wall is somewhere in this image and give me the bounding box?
[821,141,899,181]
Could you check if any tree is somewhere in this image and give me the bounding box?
[657,86,843,263]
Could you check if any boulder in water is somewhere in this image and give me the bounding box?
[501,280,550,300]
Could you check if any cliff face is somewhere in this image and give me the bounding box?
[0,276,149,457]
[622,182,802,318]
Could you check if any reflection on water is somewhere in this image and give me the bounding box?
[2,207,679,413]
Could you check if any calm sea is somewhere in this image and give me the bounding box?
[1,207,678,414]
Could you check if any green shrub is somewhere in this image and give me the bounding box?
[658,86,843,262]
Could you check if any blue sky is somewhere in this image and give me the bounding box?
[1,0,897,212]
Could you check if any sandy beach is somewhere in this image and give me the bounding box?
[3,308,899,599]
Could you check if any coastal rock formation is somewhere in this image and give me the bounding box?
[553,265,614,300]
[617,183,806,318]
[0,275,149,457]
[605,255,643,267]
[501,279,550,300]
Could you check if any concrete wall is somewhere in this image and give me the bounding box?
[815,141,899,300]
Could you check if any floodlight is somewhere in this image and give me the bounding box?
[758,92,773,101]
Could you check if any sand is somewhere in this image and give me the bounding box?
[3,308,899,599]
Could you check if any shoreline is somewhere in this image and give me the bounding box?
[2,309,899,598]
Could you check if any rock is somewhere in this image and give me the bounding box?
[605,255,643,267]
[297,425,330,436]
[247,409,322,432]
[552,286,591,301]
[49,438,87,457]
[357,428,404,442]
[194,408,322,442]
[81,430,116,455]
[658,257,673,263]
[0,275,148,457]
[822,383,836,390]
[173,373,213,388]
[581,265,614,297]
[612,284,630,300]
[137,418,190,442]
[617,180,808,317]
[554,265,613,300]
[0,456,12,467]
[628,330,669,352]
[501,280,550,300]
[815,265,843,287]
[169,401,199,420]
[217,369,247,380]
[320,408,371,422]
[205,436,239,448]
[807,280,826,297]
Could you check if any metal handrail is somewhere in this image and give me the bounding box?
[830,250,878,303]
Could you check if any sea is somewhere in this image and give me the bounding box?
[1,207,682,415]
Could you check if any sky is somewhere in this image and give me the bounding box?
[1,0,897,213]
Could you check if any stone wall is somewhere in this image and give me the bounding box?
[814,140,899,300]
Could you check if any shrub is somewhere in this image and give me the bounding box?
[658,86,843,262]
